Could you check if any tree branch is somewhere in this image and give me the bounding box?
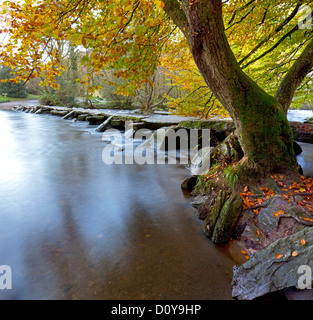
[275,38,313,113]
[162,0,189,40]
[238,3,301,66]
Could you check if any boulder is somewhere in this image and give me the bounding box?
[238,195,313,256]
[50,110,69,116]
[232,226,313,300]
[86,115,106,125]
[110,119,123,127]
[77,114,90,121]
[181,176,198,192]
[290,122,313,144]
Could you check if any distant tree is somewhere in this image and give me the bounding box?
[0,66,27,98]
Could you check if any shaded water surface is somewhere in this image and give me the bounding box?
[0,110,236,300]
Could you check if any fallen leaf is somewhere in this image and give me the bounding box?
[276,254,282,259]
[273,210,285,218]
[241,250,247,255]
[301,239,306,246]
[292,251,298,257]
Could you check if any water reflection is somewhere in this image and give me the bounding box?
[0,110,235,300]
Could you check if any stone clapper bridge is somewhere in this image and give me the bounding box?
[13,104,313,300]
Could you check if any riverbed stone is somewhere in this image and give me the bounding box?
[77,114,90,121]
[181,176,198,192]
[50,110,69,116]
[86,115,106,125]
[232,226,313,300]
[290,122,313,144]
[110,119,123,127]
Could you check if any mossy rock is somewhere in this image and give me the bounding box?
[50,110,69,116]
[179,120,234,131]
[304,117,313,124]
[77,114,90,121]
[192,174,214,196]
[86,115,106,124]
[110,119,123,127]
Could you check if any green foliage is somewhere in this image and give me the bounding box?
[0,66,27,98]
[224,166,239,190]
[103,100,134,110]
[39,91,77,107]
[192,173,213,196]
[39,92,61,106]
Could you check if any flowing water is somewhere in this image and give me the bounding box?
[1,108,312,300]
[0,110,236,300]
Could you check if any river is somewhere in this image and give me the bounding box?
[0,109,237,300]
[1,108,312,300]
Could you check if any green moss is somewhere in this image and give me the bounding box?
[192,175,213,196]
[204,190,228,238]
[232,77,297,172]
[211,192,243,244]
[179,120,234,131]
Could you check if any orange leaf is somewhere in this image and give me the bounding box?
[241,250,247,255]
[301,239,306,246]
[276,254,282,259]
[292,251,298,257]
[253,209,260,215]
[273,210,285,218]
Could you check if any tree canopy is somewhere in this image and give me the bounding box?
[0,0,312,117]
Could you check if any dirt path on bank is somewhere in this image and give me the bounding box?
[0,99,39,110]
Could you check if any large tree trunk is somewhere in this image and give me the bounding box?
[164,0,298,174]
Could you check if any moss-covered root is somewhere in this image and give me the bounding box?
[204,190,228,238]
[211,192,243,244]
[204,191,243,244]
